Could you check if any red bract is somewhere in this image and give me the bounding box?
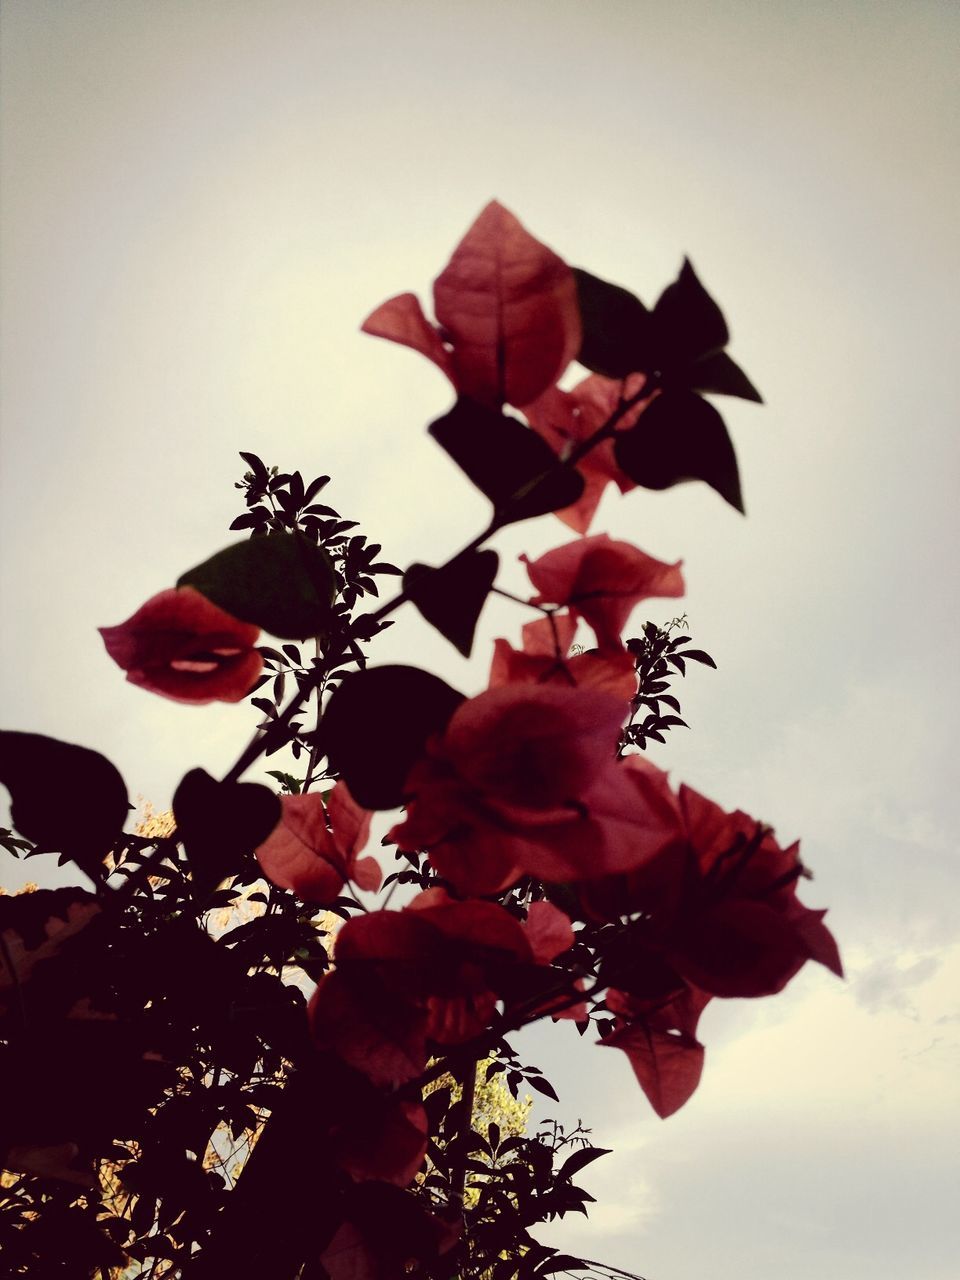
[254,781,379,903]
[489,612,637,702]
[99,587,262,704]
[666,785,843,997]
[522,535,685,650]
[309,890,576,1088]
[362,201,581,409]
[524,373,651,532]
[389,685,682,895]
[600,985,711,1119]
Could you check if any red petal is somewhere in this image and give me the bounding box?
[254,793,345,903]
[432,202,581,408]
[361,292,454,383]
[524,535,685,649]
[99,587,262,704]
[601,1019,705,1118]
[524,900,574,963]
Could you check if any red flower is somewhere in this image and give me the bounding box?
[524,372,652,532]
[389,685,682,896]
[665,784,843,998]
[308,890,577,1088]
[362,201,581,409]
[99,587,262,704]
[522,535,684,650]
[489,611,637,702]
[254,781,380,904]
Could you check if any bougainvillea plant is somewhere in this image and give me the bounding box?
[0,202,840,1280]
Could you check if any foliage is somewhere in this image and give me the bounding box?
[0,201,840,1279]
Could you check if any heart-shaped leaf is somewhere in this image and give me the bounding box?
[404,550,498,657]
[177,532,337,640]
[614,390,744,512]
[173,769,281,899]
[321,666,464,809]
[429,398,584,525]
[573,268,655,378]
[0,732,128,880]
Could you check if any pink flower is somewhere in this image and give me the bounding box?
[362,202,581,409]
[489,612,637,702]
[99,587,262,704]
[254,781,380,903]
[522,535,684,649]
[389,685,681,895]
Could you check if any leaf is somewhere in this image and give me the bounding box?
[321,666,464,809]
[652,258,729,368]
[688,350,763,403]
[173,768,281,899]
[556,1146,611,1181]
[239,451,269,485]
[0,732,128,880]
[681,649,718,668]
[404,550,498,657]
[527,1076,559,1102]
[614,390,744,512]
[572,268,655,378]
[429,398,584,524]
[177,532,338,640]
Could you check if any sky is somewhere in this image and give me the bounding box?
[1,1,958,1277]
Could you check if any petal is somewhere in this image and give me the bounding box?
[99,586,262,704]
[432,201,581,408]
[361,292,455,384]
[600,1018,705,1118]
[254,793,345,903]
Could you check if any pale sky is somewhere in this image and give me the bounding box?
[2,3,958,1277]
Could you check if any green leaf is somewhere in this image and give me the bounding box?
[682,648,718,668]
[572,268,654,378]
[174,768,280,900]
[321,665,464,809]
[404,549,498,657]
[614,390,744,513]
[178,532,337,640]
[429,398,584,525]
[653,258,729,367]
[688,350,763,403]
[0,731,128,880]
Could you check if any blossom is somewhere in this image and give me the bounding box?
[99,587,262,704]
[308,889,578,1088]
[523,372,652,532]
[522,534,684,649]
[389,685,682,896]
[600,985,711,1118]
[254,781,380,903]
[489,611,636,702]
[362,201,581,409]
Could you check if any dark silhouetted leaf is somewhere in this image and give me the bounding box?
[404,550,498,657]
[556,1146,612,1182]
[527,1076,559,1101]
[653,258,729,368]
[681,649,718,668]
[321,665,464,809]
[573,268,655,378]
[173,769,280,899]
[0,732,128,880]
[177,532,337,640]
[688,350,763,402]
[429,399,584,524]
[614,390,744,512]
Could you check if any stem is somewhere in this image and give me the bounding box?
[450,1059,478,1216]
